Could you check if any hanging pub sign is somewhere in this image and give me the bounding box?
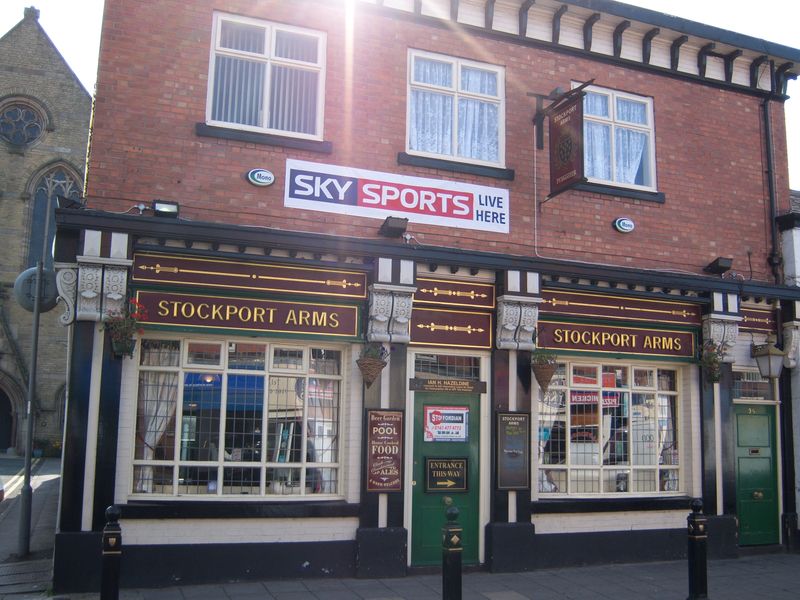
[548,92,585,198]
[496,412,530,490]
[366,410,403,492]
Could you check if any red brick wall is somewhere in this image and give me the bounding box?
[87,0,791,282]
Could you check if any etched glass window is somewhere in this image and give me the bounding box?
[132,339,343,498]
[538,361,680,496]
[0,101,44,146]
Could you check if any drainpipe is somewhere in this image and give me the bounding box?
[762,96,782,284]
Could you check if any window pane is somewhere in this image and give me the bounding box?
[572,365,598,386]
[584,92,609,117]
[181,373,221,461]
[733,371,773,400]
[187,342,222,366]
[604,468,629,492]
[310,349,341,375]
[272,348,304,370]
[228,342,266,370]
[140,339,180,367]
[133,465,173,494]
[0,103,44,145]
[267,467,302,495]
[460,66,497,96]
[631,393,656,465]
[135,371,179,460]
[212,56,265,126]
[307,379,339,463]
[223,467,260,495]
[603,365,628,388]
[633,369,655,388]
[584,121,611,180]
[570,469,600,493]
[658,370,677,392]
[178,466,218,494]
[615,127,650,185]
[413,57,453,87]
[308,467,337,494]
[409,89,453,155]
[660,469,679,491]
[220,20,266,54]
[457,98,498,162]
[658,394,678,466]
[570,391,599,465]
[225,374,264,462]
[603,392,628,465]
[632,469,657,492]
[540,390,566,465]
[539,468,566,493]
[616,97,647,124]
[274,30,318,63]
[268,376,304,462]
[269,65,318,134]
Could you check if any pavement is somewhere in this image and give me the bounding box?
[1,456,800,599]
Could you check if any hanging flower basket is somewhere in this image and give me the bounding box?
[358,344,390,388]
[699,339,726,383]
[111,337,137,359]
[531,349,558,393]
[103,297,147,359]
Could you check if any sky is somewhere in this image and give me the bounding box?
[0,0,798,186]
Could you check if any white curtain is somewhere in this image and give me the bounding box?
[409,57,453,155]
[458,66,498,162]
[614,98,648,185]
[583,93,611,180]
[134,342,179,493]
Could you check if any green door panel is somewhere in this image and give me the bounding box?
[734,404,778,546]
[411,391,480,566]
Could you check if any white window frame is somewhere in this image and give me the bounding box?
[537,360,681,497]
[206,12,326,141]
[406,49,506,168]
[130,337,345,501]
[581,84,657,192]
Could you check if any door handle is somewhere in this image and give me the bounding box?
[752,490,764,500]
[411,480,416,486]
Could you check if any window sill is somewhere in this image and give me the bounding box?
[397,152,515,181]
[121,499,359,519]
[532,495,690,513]
[573,182,665,203]
[196,123,333,154]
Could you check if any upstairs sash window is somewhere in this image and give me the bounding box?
[208,13,325,139]
[583,86,656,190]
[408,50,505,166]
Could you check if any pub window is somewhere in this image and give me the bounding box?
[538,362,680,496]
[407,49,505,167]
[582,85,656,191]
[132,338,342,498]
[732,369,773,401]
[206,13,326,140]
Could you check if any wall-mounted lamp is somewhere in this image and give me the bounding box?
[378,216,408,237]
[152,199,180,218]
[703,256,732,275]
[751,341,785,379]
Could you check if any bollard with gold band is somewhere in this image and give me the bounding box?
[101,505,122,600]
[686,498,708,600]
[441,497,462,600]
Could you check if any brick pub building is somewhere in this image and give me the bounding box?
[51,0,800,591]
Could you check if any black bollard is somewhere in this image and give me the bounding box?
[101,505,122,600]
[687,498,708,600]
[442,497,462,600]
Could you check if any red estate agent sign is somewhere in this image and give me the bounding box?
[366,411,403,492]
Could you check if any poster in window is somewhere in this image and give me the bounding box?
[424,405,469,442]
[548,93,585,198]
[497,412,530,490]
[366,410,403,492]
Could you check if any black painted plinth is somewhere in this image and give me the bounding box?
[355,527,407,578]
[486,522,536,572]
[706,515,739,559]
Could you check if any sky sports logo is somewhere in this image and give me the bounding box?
[284,159,509,233]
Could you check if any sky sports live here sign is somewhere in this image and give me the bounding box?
[285,159,510,233]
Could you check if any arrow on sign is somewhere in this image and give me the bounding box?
[436,480,457,487]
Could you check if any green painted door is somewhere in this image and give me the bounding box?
[411,391,480,566]
[734,404,779,546]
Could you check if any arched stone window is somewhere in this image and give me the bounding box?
[0,99,47,147]
[28,164,82,268]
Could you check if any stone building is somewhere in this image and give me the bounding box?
[0,7,91,454]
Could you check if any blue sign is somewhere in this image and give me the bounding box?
[613,217,635,233]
